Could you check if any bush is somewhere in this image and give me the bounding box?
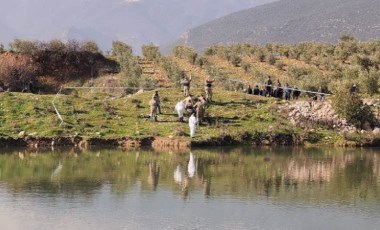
[360,69,379,96]
[274,60,285,70]
[229,55,242,67]
[142,44,161,61]
[333,87,376,129]
[0,54,40,91]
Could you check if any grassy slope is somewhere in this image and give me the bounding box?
[0,53,355,145]
[0,88,338,144]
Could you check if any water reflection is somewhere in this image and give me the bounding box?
[1,147,380,229]
[0,147,380,204]
[188,152,196,178]
[174,165,182,184]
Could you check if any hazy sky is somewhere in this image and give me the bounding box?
[0,0,277,50]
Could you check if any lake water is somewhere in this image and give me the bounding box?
[0,147,380,230]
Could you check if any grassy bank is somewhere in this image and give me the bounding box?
[0,88,344,147]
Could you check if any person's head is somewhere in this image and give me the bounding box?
[155,90,158,94]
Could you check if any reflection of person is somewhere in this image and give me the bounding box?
[148,161,160,191]
[189,114,197,138]
[174,164,183,184]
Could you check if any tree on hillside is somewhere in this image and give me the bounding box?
[334,36,358,62]
[111,41,142,87]
[81,40,100,54]
[46,39,67,53]
[9,39,39,55]
[360,68,379,96]
[172,45,198,64]
[142,44,161,61]
[0,43,4,53]
[333,86,376,129]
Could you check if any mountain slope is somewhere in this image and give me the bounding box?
[177,0,380,50]
[0,0,276,51]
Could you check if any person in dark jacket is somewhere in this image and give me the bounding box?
[293,86,300,100]
[253,85,260,95]
[247,85,253,94]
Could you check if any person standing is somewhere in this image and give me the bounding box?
[149,95,158,121]
[266,76,273,97]
[181,72,192,97]
[285,83,291,101]
[318,86,325,101]
[205,77,215,102]
[153,90,162,114]
[247,85,253,94]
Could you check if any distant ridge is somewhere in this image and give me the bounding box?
[175,0,380,51]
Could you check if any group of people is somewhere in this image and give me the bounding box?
[149,72,215,126]
[180,72,215,102]
[246,76,301,101]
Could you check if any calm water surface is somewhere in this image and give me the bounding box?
[1,147,380,230]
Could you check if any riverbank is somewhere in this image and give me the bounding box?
[1,89,379,148]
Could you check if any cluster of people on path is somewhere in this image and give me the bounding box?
[148,72,215,137]
[246,76,301,101]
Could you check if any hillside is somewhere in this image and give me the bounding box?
[0,0,276,51]
[176,0,380,51]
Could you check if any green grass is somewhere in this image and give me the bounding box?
[0,89,339,145]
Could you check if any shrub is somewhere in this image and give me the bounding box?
[360,69,379,96]
[229,54,242,67]
[142,44,161,61]
[274,60,285,70]
[0,54,40,91]
[333,87,376,129]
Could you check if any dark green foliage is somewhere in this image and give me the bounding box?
[111,41,142,88]
[360,69,379,96]
[172,45,198,64]
[160,57,183,87]
[333,87,376,129]
[195,56,208,68]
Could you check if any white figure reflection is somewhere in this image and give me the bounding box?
[189,114,197,138]
[174,164,183,184]
[188,152,196,178]
[51,162,63,181]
